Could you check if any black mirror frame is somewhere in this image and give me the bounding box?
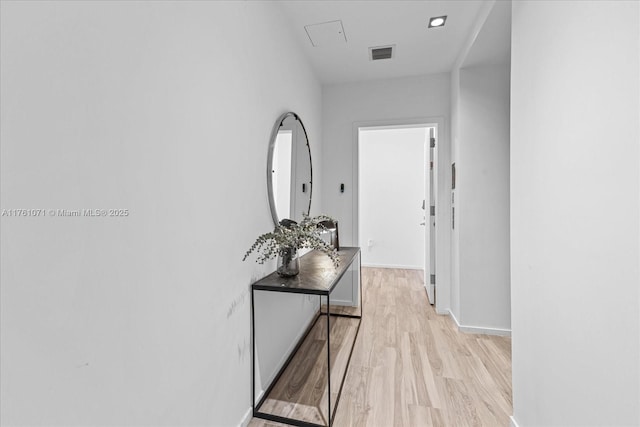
[266,112,313,227]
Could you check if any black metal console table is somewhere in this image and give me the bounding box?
[251,247,362,427]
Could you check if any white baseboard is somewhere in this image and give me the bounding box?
[448,310,511,337]
[361,262,423,270]
[331,298,356,306]
[509,415,520,427]
[238,407,252,427]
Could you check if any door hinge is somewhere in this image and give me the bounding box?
[430,137,436,148]
[430,205,435,216]
[430,274,436,285]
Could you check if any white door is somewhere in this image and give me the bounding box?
[425,128,436,304]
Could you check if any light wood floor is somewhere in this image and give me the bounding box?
[250,268,512,427]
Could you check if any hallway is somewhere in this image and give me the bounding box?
[250,268,512,426]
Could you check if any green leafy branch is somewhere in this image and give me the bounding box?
[243,214,340,268]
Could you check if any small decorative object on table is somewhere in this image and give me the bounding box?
[318,219,339,250]
[243,214,340,277]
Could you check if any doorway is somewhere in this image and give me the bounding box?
[356,123,437,304]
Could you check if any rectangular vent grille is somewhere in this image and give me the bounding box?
[371,46,393,60]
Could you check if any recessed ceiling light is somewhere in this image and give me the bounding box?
[428,16,447,28]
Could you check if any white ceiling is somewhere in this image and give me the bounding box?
[462,0,511,68]
[277,0,487,85]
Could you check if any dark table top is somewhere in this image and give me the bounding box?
[251,247,360,295]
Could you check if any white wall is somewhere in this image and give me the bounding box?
[451,67,462,320]
[322,74,451,312]
[0,2,322,426]
[450,0,511,333]
[511,1,640,425]
[359,127,427,269]
[457,64,511,330]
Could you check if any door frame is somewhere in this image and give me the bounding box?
[352,117,447,307]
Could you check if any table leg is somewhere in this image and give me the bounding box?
[327,293,331,426]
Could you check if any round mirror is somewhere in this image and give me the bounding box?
[267,112,312,226]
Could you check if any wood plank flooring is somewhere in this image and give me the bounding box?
[250,268,512,427]
[320,304,361,317]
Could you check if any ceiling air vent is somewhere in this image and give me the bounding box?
[370,45,394,61]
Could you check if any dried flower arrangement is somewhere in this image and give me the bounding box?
[243,214,340,268]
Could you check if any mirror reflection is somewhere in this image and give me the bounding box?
[267,112,312,226]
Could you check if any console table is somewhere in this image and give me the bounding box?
[251,247,362,427]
